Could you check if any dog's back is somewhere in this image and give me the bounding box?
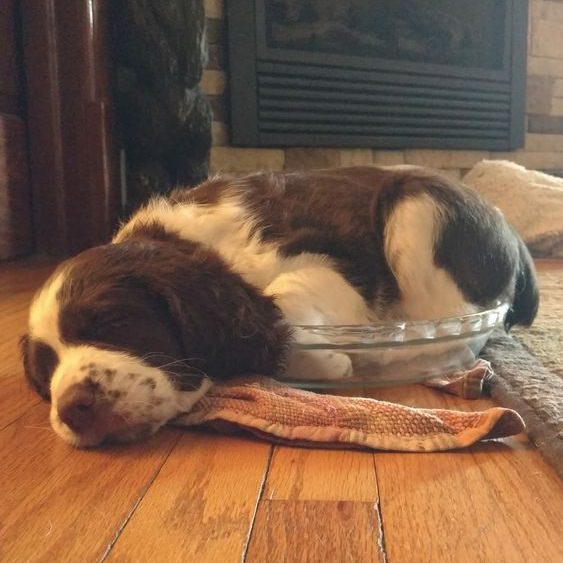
[169,166,538,326]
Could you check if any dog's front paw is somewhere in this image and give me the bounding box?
[285,349,354,381]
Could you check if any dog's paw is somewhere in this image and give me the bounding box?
[285,350,354,381]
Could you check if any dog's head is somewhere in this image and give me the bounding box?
[21,237,289,447]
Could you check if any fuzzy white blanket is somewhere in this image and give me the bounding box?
[463,160,563,257]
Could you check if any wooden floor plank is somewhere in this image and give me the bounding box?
[0,403,181,563]
[367,384,563,563]
[374,442,563,563]
[105,432,272,563]
[246,500,385,563]
[0,258,55,296]
[0,375,41,430]
[265,447,378,502]
[0,329,44,429]
[0,263,54,382]
[0,261,55,429]
[252,392,383,561]
[1,257,561,563]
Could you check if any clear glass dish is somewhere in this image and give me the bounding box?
[280,303,509,388]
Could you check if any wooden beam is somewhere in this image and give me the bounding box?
[20,0,118,256]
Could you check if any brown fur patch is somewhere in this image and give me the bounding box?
[169,175,234,206]
[55,236,291,383]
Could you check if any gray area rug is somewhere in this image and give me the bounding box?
[482,268,563,479]
[513,270,563,379]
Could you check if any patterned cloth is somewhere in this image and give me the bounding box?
[424,359,495,399]
[464,160,563,257]
[173,361,524,452]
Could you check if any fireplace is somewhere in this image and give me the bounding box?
[226,0,528,150]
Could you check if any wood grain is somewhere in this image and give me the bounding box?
[21,0,119,256]
[246,500,385,563]
[249,440,384,562]
[0,258,55,297]
[0,114,33,258]
[0,261,55,429]
[106,433,272,563]
[375,441,563,563]
[1,258,562,563]
[0,0,31,259]
[0,403,181,563]
[265,447,378,502]
[0,0,22,115]
[368,384,563,563]
[0,376,41,431]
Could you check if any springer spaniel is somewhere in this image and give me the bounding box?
[21,166,538,447]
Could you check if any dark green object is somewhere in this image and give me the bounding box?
[110,0,212,210]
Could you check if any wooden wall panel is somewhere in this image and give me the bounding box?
[0,0,33,259]
[0,117,32,259]
[21,0,118,256]
[0,0,22,115]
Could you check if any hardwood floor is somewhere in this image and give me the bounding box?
[1,258,562,563]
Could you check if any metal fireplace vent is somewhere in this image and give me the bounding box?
[226,0,528,150]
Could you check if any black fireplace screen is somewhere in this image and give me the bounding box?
[227,0,528,150]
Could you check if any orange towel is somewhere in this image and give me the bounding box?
[173,361,524,452]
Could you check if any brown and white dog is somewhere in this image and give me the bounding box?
[21,166,538,447]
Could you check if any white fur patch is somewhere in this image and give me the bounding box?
[49,345,211,447]
[265,268,372,379]
[114,196,330,291]
[383,193,472,319]
[264,267,371,325]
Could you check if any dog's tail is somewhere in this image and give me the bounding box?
[504,233,539,329]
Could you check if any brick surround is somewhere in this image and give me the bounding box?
[203,0,563,177]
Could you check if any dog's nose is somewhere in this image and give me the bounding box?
[57,383,97,433]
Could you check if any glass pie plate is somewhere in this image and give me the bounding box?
[280,302,509,389]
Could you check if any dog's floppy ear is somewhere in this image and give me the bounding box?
[20,333,57,400]
[136,239,292,380]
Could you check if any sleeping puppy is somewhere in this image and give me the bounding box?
[20,166,539,447]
